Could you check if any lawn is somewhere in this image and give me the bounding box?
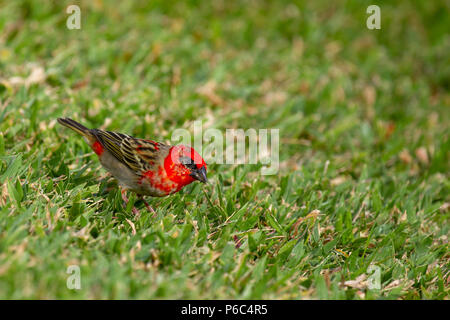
[0,0,448,299]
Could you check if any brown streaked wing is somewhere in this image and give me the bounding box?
[91,129,169,175]
[133,138,171,169]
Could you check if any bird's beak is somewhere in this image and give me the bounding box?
[190,166,208,183]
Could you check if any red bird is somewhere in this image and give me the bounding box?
[57,118,207,214]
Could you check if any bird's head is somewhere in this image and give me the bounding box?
[164,145,207,187]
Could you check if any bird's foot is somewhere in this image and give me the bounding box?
[140,197,156,218]
[121,189,140,216]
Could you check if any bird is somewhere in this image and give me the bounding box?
[57,118,207,215]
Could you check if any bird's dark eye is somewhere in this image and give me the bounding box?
[180,156,197,170]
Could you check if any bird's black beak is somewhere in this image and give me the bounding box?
[190,166,208,183]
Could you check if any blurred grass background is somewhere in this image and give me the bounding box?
[0,0,448,299]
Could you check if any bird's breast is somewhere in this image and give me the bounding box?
[138,167,184,196]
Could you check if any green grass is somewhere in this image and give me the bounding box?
[0,0,449,299]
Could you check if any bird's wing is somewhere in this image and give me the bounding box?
[91,129,170,175]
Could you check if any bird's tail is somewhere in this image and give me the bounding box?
[57,118,95,142]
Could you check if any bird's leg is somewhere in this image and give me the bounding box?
[139,196,156,217]
[121,189,140,215]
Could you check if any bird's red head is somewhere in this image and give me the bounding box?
[164,145,208,187]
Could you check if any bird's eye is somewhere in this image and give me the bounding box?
[180,156,197,170]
